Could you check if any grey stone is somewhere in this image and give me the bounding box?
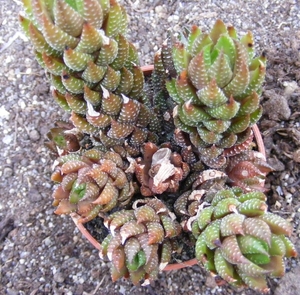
[268,158,285,171]
[53,272,65,283]
[263,89,291,121]
[6,289,18,295]
[28,188,42,202]
[29,129,40,142]
[3,166,13,178]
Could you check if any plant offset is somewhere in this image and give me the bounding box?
[20,0,297,293]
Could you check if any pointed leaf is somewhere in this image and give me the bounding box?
[221,235,248,264]
[224,41,250,97]
[258,212,293,236]
[220,213,245,236]
[196,79,228,108]
[214,248,237,283]
[82,0,103,28]
[75,22,103,53]
[41,14,79,51]
[243,218,272,246]
[54,0,83,37]
[204,219,221,249]
[61,71,84,93]
[205,96,240,120]
[172,42,190,73]
[209,19,228,44]
[97,38,118,66]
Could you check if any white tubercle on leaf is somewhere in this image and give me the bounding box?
[57,146,64,156]
[98,29,110,45]
[121,93,130,104]
[87,101,100,116]
[101,85,110,98]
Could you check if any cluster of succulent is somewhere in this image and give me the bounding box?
[51,148,135,223]
[20,0,161,156]
[100,198,182,284]
[182,188,297,292]
[20,0,297,292]
[156,20,266,169]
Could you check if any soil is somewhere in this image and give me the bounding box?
[0,1,299,294]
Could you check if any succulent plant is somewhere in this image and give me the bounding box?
[226,150,273,192]
[19,0,297,291]
[51,148,135,223]
[134,142,190,196]
[158,20,266,167]
[45,120,82,156]
[100,198,182,284]
[187,188,297,293]
[20,0,160,156]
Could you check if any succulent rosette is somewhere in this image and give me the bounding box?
[20,0,160,155]
[225,150,273,192]
[51,148,135,223]
[134,142,190,196]
[44,120,82,156]
[159,20,266,167]
[187,189,297,293]
[100,198,182,284]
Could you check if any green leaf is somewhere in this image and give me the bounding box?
[172,42,191,73]
[224,42,250,97]
[209,19,228,44]
[53,0,83,37]
[213,198,241,219]
[213,34,236,68]
[187,25,202,54]
[69,181,86,203]
[196,79,228,108]
[237,235,269,255]
[41,14,79,51]
[205,96,240,120]
[191,34,213,57]
[220,213,245,236]
[64,46,94,71]
[197,206,214,230]
[269,234,286,256]
[214,248,237,283]
[126,251,146,272]
[204,220,221,249]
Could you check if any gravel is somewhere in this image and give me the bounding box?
[0,0,299,294]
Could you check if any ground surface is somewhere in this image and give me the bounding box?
[0,0,299,294]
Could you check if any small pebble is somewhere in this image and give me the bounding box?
[53,272,65,283]
[6,288,18,295]
[43,237,52,247]
[3,167,13,178]
[2,135,13,145]
[29,129,40,141]
[293,149,300,163]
